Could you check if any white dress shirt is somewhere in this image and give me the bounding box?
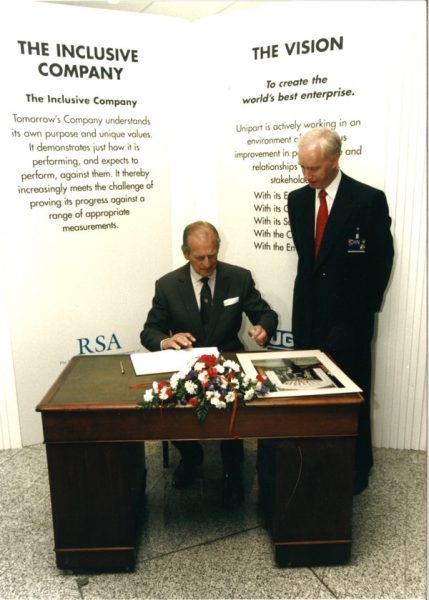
[314,170,342,232]
[190,266,216,309]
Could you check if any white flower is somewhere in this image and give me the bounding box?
[225,391,236,403]
[152,381,159,393]
[216,364,225,374]
[218,376,229,389]
[177,366,189,380]
[159,387,171,400]
[243,375,252,386]
[170,373,180,389]
[230,377,240,388]
[143,389,154,403]
[223,359,240,372]
[193,361,205,372]
[211,398,226,409]
[198,371,208,383]
[244,388,256,401]
[185,380,197,394]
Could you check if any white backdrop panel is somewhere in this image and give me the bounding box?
[0,1,425,451]
[0,4,182,444]
[187,1,427,450]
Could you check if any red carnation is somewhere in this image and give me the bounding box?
[188,397,199,407]
[197,354,217,366]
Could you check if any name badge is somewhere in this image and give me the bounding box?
[348,228,366,253]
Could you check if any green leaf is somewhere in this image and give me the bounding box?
[196,402,209,423]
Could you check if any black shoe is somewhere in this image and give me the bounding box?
[172,460,198,489]
[353,470,369,495]
[222,471,244,508]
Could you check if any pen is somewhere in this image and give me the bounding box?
[120,361,125,375]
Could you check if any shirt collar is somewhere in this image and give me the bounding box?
[319,170,342,200]
[190,265,216,285]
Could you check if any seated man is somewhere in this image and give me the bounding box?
[140,220,278,506]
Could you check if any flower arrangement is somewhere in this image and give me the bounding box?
[137,353,275,424]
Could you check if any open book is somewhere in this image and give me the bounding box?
[130,347,219,376]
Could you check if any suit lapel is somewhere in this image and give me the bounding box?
[297,188,317,264]
[176,264,205,336]
[206,263,230,338]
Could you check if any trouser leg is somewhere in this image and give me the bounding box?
[171,440,203,466]
[330,344,373,474]
[220,439,243,473]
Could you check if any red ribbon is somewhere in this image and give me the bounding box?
[228,394,240,439]
[128,383,147,390]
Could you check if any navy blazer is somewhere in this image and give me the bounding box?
[140,261,278,352]
[288,172,394,351]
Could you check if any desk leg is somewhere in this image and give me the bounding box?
[45,442,146,572]
[258,437,355,567]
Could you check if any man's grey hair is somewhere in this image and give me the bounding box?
[181,221,221,254]
[298,128,342,159]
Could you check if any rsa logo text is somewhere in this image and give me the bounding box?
[78,333,122,355]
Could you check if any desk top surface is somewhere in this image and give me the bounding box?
[37,353,363,413]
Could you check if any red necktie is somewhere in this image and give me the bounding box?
[315,189,328,257]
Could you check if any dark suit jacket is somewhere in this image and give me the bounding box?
[288,172,394,355]
[140,260,278,353]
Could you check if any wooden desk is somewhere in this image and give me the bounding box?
[36,353,362,572]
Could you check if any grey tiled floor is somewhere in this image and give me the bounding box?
[0,442,426,599]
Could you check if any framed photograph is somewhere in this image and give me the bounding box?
[237,350,362,397]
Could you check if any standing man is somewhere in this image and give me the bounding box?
[288,128,394,494]
[140,221,278,505]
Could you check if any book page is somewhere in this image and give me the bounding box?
[130,347,219,376]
